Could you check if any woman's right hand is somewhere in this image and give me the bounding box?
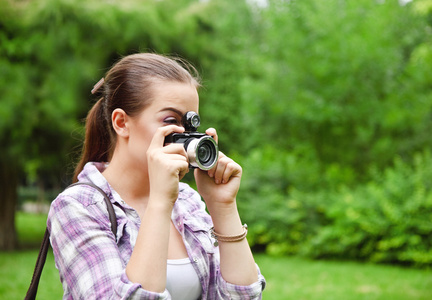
[146,125,189,208]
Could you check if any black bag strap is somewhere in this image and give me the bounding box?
[25,182,117,300]
[24,228,50,300]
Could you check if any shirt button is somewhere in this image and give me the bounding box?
[193,257,198,263]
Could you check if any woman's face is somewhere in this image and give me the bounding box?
[126,81,199,166]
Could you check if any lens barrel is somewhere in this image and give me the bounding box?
[186,136,219,170]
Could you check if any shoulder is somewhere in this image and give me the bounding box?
[49,183,110,217]
[48,184,114,234]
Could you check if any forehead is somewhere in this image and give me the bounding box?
[149,81,199,113]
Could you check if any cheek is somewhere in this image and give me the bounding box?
[131,125,158,151]
[127,117,163,154]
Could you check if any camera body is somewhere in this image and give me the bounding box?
[164,111,219,170]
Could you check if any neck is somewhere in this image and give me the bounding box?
[102,151,150,211]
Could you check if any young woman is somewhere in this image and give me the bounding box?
[48,53,265,299]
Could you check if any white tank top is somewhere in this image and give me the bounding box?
[166,258,202,300]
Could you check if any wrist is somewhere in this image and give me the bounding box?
[210,224,248,246]
[206,200,237,220]
[147,194,175,216]
[207,202,243,236]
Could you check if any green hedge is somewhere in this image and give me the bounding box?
[239,149,432,266]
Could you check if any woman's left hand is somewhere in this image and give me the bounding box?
[194,128,242,209]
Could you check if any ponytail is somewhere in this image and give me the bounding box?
[73,97,113,182]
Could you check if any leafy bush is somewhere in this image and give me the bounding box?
[304,150,432,266]
[236,146,323,255]
[241,149,432,266]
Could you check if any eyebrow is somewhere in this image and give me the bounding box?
[159,107,184,116]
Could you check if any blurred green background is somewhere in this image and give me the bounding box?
[1,0,432,298]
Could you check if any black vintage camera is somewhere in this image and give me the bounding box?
[164,111,219,170]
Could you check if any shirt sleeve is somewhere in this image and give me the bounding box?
[180,187,266,299]
[216,264,266,299]
[47,193,171,300]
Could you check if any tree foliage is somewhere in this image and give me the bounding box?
[1,0,432,265]
[0,0,216,249]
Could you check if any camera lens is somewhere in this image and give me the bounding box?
[198,142,212,164]
[186,136,218,170]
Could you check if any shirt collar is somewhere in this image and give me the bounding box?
[77,162,121,205]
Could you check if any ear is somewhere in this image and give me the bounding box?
[111,108,129,137]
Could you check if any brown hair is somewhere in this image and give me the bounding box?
[73,53,201,182]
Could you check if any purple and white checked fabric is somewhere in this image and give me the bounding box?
[48,162,266,299]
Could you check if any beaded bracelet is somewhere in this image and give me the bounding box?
[210,224,248,246]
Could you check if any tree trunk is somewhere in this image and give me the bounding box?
[0,157,18,250]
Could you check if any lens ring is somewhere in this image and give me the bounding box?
[186,136,218,170]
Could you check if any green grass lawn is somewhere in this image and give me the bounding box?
[0,249,63,299]
[2,212,431,299]
[255,254,432,300]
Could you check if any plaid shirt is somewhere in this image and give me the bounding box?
[48,162,266,299]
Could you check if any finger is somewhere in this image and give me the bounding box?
[147,139,186,164]
[213,157,229,185]
[162,143,187,156]
[208,151,225,178]
[172,158,189,171]
[161,155,189,177]
[149,125,184,150]
[205,127,218,144]
[222,161,241,184]
[179,164,190,180]
[166,153,189,163]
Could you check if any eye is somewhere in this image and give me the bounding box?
[163,117,180,125]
